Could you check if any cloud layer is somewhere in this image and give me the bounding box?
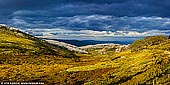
[5,15,170,40]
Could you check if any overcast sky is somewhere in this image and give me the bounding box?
[0,0,170,41]
[1,0,170,17]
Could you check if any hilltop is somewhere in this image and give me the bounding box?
[0,25,77,58]
[0,25,170,85]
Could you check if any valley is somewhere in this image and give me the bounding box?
[0,25,170,85]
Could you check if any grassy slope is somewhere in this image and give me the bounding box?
[0,25,170,85]
[55,35,170,85]
[0,26,79,83]
[0,26,77,58]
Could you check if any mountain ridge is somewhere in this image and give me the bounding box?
[0,24,77,58]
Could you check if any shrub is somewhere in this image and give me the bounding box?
[129,35,168,52]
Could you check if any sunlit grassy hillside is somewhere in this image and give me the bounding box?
[55,35,170,85]
[0,25,170,85]
[0,25,78,83]
[0,25,77,58]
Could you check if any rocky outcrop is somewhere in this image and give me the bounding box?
[46,40,88,54]
[115,45,129,53]
[80,43,129,54]
[80,43,120,49]
[0,24,17,30]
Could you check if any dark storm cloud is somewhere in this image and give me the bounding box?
[0,0,127,18]
[0,0,128,9]
[0,0,170,17]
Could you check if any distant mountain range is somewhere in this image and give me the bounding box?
[43,39,133,46]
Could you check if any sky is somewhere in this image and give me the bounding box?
[0,0,170,41]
